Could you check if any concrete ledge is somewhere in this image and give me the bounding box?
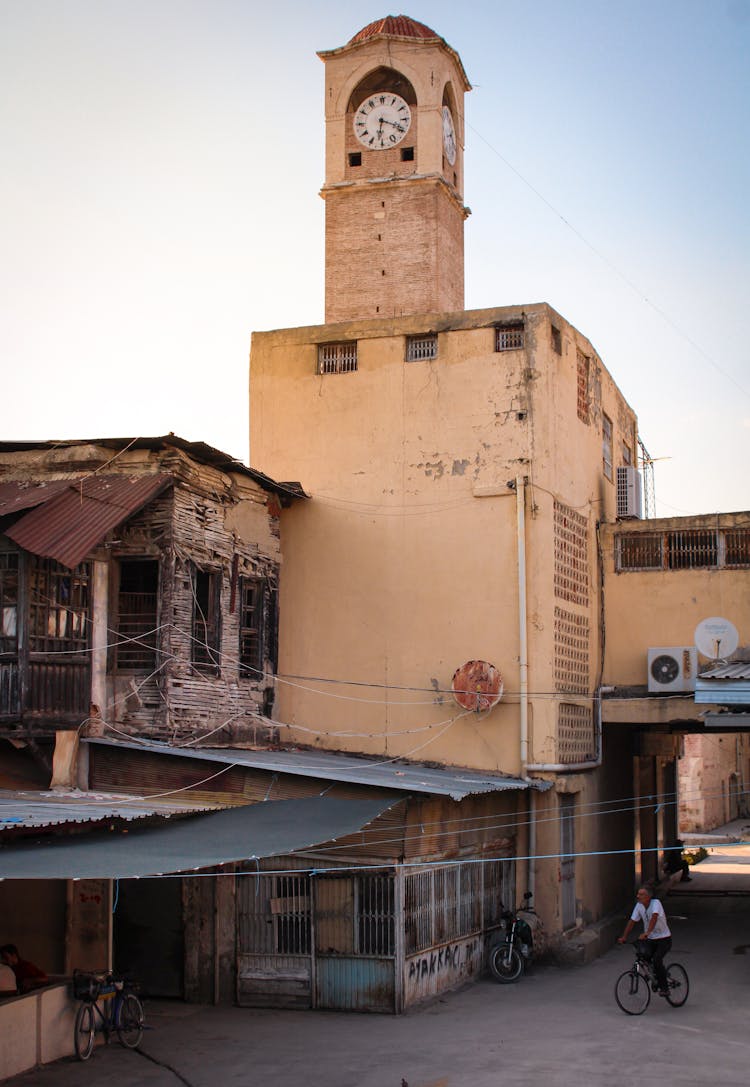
[551,912,625,966]
[0,982,76,1081]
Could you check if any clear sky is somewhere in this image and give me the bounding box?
[1,1,748,517]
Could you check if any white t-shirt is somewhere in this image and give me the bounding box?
[631,897,671,939]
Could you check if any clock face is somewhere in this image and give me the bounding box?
[353,93,412,150]
[442,106,457,165]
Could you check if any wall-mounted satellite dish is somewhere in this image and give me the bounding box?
[694,617,739,660]
[452,660,504,712]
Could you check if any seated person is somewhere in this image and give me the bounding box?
[0,962,17,997]
[0,944,48,993]
[663,839,692,882]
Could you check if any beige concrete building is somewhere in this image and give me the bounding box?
[248,14,750,957]
[249,15,646,948]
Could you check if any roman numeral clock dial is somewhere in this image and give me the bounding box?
[354,93,412,149]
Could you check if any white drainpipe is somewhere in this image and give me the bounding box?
[515,475,535,899]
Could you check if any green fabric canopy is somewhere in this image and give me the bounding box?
[0,796,394,879]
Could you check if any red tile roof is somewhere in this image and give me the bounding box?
[349,15,440,44]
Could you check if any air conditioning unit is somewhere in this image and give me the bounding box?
[616,466,642,520]
[647,647,697,693]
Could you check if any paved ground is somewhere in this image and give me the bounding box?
[8,832,750,1087]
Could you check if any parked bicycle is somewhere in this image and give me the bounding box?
[488,891,536,983]
[614,943,689,1015]
[72,969,144,1060]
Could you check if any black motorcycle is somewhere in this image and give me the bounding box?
[488,891,535,983]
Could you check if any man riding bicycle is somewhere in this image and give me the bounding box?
[617,885,672,997]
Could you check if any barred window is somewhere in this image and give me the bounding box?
[495,324,524,352]
[617,533,663,570]
[406,333,437,361]
[356,875,395,955]
[191,565,221,673]
[239,576,274,677]
[666,530,717,570]
[576,351,590,424]
[616,528,750,571]
[725,529,750,567]
[404,861,512,955]
[318,342,358,374]
[0,546,19,654]
[28,556,91,654]
[113,559,158,670]
[602,414,613,481]
[273,875,311,954]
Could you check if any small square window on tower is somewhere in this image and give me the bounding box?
[406,334,437,361]
[400,146,414,162]
[602,414,613,481]
[495,323,525,352]
[318,342,358,374]
[348,152,362,167]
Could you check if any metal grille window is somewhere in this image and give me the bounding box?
[616,528,749,571]
[406,334,437,361]
[404,860,513,955]
[28,556,91,653]
[114,560,158,670]
[617,533,663,570]
[273,875,311,954]
[356,874,395,955]
[318,342,358,374]
[191,566,221,672]
[576,350,590,423]
[725,529,750,567]
[495,324,525,351]
[666,530,717,569]
[0,548,19,654]
[602,414,613,481]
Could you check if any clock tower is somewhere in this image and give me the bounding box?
[318,16,471,323]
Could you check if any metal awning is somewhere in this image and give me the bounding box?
[3,474,172,569]
[86,738,552,800]
[0,796,394,879]
[695,661,750,706]
[0,789,226,830]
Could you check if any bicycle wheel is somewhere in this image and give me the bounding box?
[74,1002,96,1060]
[489,944,524,983]
[614,969,651,1015]
[116,992,144,1049]
[665,963,689,1007]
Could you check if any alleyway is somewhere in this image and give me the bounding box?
[7,830,750,1087]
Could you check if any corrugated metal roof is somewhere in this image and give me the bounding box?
[0,796,395,878]
[0,788,225,830]
[86,738,551,801]
[699,662,750,681]
[0,480,71,517]
[4,473,172,568]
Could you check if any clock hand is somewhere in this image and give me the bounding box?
[380,119,406,131]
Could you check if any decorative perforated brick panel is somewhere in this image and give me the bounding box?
[554,607,590,694]
[576,350,589,424]
[557,702,596,764]
[554,500,589,607]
